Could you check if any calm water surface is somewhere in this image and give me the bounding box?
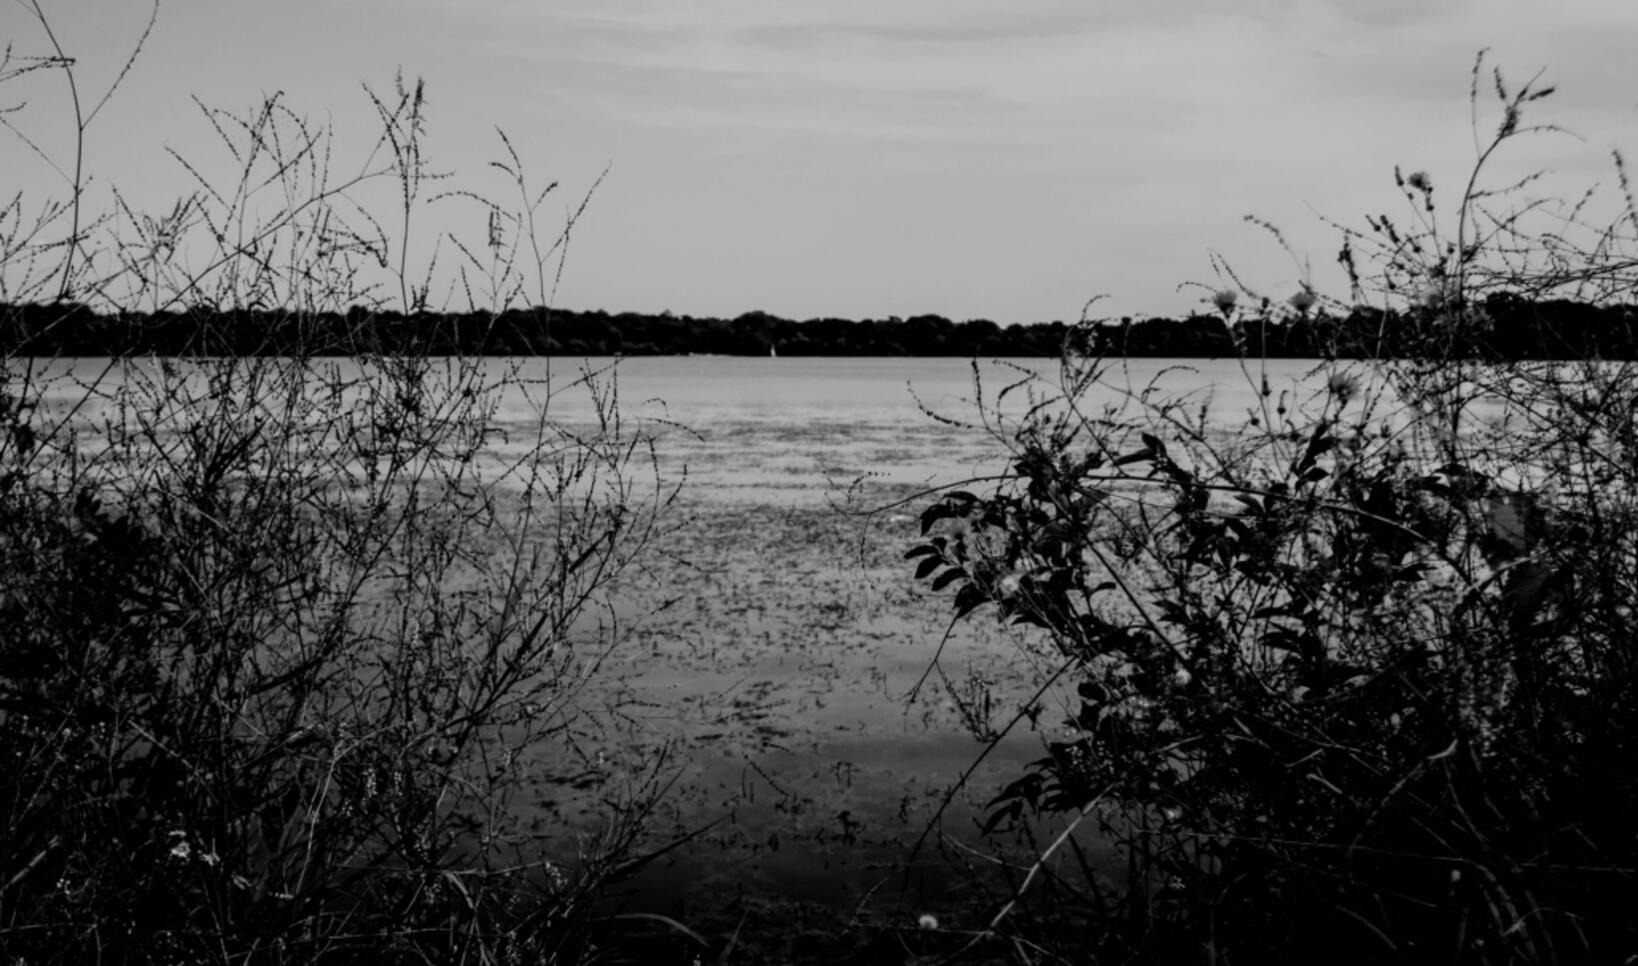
[16,354,1452,945]
[30,355,1374,507]
[516,356,1361,502]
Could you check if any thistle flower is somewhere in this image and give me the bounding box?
[1406,170,1432,193]
[1289,287,1317,315]
[1211,289,1238,315]
[918,913,940,930]
[1326,372,1358,401]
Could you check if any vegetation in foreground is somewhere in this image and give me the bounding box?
[10,2,1638,963]
[2,6,696,963]
[907,55,1638,963]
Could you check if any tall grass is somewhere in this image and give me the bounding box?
[907,53,1638,963]
[1,5,684,963]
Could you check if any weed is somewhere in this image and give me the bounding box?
[0,6,684,963]
[909,52,1638,964]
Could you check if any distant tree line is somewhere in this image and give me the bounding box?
[0,304,1067,357]
[2,296,1635,358]
[1096,294,1638,360]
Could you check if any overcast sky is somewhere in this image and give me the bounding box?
[6,1,1637,323]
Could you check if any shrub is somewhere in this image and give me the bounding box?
[1,7,681,963]
[909,54,1638,963]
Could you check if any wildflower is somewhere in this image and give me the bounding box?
[167,830,192,863]
[1406,170,1433,193]
[1172,666,1192,687]
[168,829,221,867]
[1289,287,1316,315]
[918,913,940,930]
[1211,289,1238,315]
[1326,372,1358,401]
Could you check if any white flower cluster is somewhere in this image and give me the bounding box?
[166,829,220,867]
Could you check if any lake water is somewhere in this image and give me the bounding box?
[9,353,1523,953]
[25,355,1379,504]
[504,355,1386,503]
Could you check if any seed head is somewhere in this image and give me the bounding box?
[1327,372,1359,400]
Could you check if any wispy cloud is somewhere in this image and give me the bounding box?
[13,0,1638,321]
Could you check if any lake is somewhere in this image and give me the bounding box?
[28,355,1375,503]
[504,355,1388,501]
[10,353,1499,956]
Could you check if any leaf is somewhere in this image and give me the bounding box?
[981,800,1023,835]
[914,556,942,580]
[931,567,966,592]
[953,583,987,619]
[1140,432,1167,458]
[919,502,953,535]
[945,490,980,504]
[1260,628,1305,652]
[1113,447,1155,467]
[1295,426,1335,476]
[904,544,938,560]
[986,772,1045,810]
[1010,610,1049,629]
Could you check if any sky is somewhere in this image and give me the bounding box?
[5,0,1638,324]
